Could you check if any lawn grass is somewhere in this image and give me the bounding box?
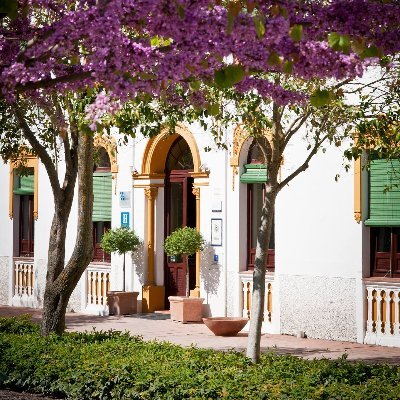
[1,316,399,399]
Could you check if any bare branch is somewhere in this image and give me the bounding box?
[283,111,311,150]
[278,132,330,191]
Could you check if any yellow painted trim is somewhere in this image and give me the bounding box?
[191,186,201,297]
[141,124,202,174]
[189,172,210,179]
[230,125,250,168]
[9,155,39,220]
[354,156,362,223]
[133,183,165,189]
[94,134,118,173]
[132,173,166,180]
[139,125,208,306]
[142,285,165,312]
[144,187,158,286]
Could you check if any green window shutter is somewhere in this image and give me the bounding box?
[13,174,34,195]
[93,172,112,222]
[240,164,268,184]
[365,159,400,227]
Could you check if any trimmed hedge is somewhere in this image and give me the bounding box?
[1,316,400,399]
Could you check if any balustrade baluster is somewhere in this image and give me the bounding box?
[377,290,383,335]
[366,287,374,334]
[95,272,100,305]
[384,291,391,335]
[100,273,105,305]
[394,291,400,336]
[242,282,248,319]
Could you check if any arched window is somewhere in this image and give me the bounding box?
[166,137,194,172]
[93,147,112,262]
[94,147,111,172]
[246,140,275,271]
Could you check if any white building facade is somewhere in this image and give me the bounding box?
[0,122,398,347]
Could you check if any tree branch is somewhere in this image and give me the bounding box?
[283,110,311,150]
[278,132,330,192]
[15,71,93,92]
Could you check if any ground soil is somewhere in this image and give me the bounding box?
[0,390,61,400]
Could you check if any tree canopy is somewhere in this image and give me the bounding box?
[1,0,399,111]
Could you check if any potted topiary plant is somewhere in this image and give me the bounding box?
[101,227,140,315]
[164,226,205,322]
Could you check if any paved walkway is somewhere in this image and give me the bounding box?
[1,305,400,365]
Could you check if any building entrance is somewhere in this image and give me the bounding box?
[164,137,196,304]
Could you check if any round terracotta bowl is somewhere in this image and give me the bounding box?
[202,317,248,336]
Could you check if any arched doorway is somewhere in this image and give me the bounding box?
[164,137,196,302]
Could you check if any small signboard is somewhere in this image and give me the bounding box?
[121,212,130,228]
[119,191,131,208]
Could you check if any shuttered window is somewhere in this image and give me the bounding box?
[365,159,400,227]
[93,172,112,222]
[240,164,268,184]
[13,172,34,195]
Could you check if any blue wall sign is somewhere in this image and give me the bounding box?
[121,212,130,228]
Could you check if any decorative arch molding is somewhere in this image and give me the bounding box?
[9,155,39,220]
[230,125,273,190]
[94,134,118,174]
[138,124,206,179]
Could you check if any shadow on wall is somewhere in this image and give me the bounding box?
[131,241,146,286]
[201,243,221,299]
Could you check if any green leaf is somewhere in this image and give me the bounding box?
[360,46,382,59]
[214,65,245,88]
[351,38,366,55]
[310,89,332,107]
[174,1,185,19]
[268,51,281,67]
[207,103,219,116]
[328,32,350,54]
[189,81,201,91]
[289,24,303,42]
[253,14,265,39]
[283,60,293,74]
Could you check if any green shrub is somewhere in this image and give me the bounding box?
[0,315,39,334]
[100,227,140,291]
[1,316,400,399]
[163,227,205,257]
[100,227,140,255]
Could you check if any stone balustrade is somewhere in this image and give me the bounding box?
[85,264,111,315]
[12,259,35,307]
[364,279,400,346]
[239,271,274,333]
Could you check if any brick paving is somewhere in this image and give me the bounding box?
[1,305,400,365]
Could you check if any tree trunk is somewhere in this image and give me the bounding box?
[123,252,126,292]
[41,133,94,335]
[246,175,278,363]
[185,256,189,297]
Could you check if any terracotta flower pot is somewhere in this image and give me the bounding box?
[168,296,204,322]
[107,291,139,315]
[202,317,248,336]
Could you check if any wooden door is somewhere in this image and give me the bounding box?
[19,195,34,257]
[165,172,196,302]
[371,227,400,278]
